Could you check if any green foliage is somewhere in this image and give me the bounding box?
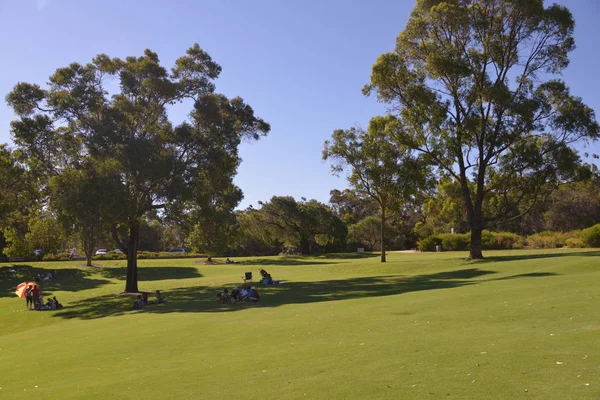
[42,252,72,261]
[565,238,585,248]
[365,0,599,258]
[420,231,523,251]
[329,189,379,225]
[581,224,600,247]
[324,119,431,261]
[440,233,469,251]
[418,235,443,252]
[481,231,524,250]
[543,180,600,231]
[527,231,567,249]
[349,216,396,251]
[246,197,347,255]
[24,215,64,254]
[7,45,269,291]
[420,179,469,235]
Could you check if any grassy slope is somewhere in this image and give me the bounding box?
[0,249,598,399]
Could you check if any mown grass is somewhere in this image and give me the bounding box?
[0,249,598,399]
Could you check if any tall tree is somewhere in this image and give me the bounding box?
[328,189,379,225]
[365,0,599,258]
[349,216,396,251]
[7,45,269,291]
[256,196,347,255]
[324,118,429,262]
[49,159,123,266]
[0,144,38,257]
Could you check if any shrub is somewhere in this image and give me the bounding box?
[481,231,523,250]
[43,252,71,261]
[439,233,469,251]
[581,224,600,247]
[418,235,442,252]
[527,231,567,249]
[565,237,585,248]
[94,253,127,260]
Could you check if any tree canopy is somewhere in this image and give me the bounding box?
[7,44,269,291]
[324,117,430,262]
[364,0,599,258]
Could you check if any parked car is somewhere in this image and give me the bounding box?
[33,249,43,256]
[95,249,108,255]
[169,248,187,255]
[113,249,123,254]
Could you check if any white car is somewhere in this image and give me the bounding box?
[95,249,108,255]
[113,249,123,254]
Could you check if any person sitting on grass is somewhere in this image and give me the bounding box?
[230,286,241,303]
[52,296,63,309]
[220,288,230,303]
[225,258,234,264]
[247,286,260,302]
[148,290,165,305]
[133,295,144,309]
[240,286,249,300]
[259,269,273,285]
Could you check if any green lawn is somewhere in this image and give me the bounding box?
[0,249,598,399]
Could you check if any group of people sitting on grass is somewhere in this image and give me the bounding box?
[25,285,63,311]
[36,270,57,282]
[133,290,165,309]
[217,286,260,303]
[39,296,63,310]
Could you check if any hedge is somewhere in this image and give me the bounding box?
[419,231,524,251]
[581,224,600,247]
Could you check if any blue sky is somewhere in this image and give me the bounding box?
[1,0,599,209]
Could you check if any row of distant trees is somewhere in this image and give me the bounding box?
[2,1,600,292]
[3,174,600,260]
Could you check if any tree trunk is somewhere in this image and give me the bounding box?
[380,207,386,263]
[300,237,310,255]
[469,225,484,259]
[468,198,485,259]
[125,220,140,292]
[83,237,94,267]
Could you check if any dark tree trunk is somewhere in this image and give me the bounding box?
[83,237,94,267]
[125,220,140,293]
[469,225,484,259]
[380,207,386,263]
[460,159,486,260]
[468,190,485,260]
[300,237,310,255]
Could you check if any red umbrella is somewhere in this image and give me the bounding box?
[15,282,39,298]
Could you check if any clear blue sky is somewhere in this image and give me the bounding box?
[1,0,599,209]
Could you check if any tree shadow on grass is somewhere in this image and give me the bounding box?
[316,253,379,260]
[0,265,111,298]
[53,267,541,320]
[237,258,339,266]
[491,272,559,281]
[98,266,203,281]
[464,250,600,264]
